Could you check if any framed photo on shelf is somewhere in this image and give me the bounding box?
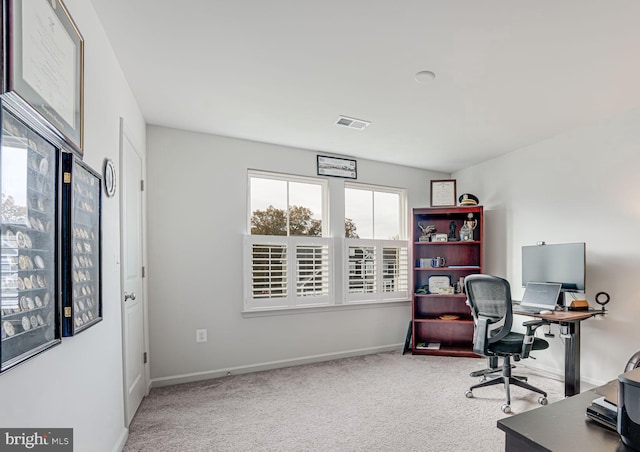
[430,179,456,207]
[2,0,84,156]
[317,155,357,179]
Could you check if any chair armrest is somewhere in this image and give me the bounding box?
[473,317,491,356]
[521,319,548,358]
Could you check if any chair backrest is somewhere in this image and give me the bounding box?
[465,274,514,355]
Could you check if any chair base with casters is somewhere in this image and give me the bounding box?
[465,351,548,414]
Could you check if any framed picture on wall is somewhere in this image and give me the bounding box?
[1,0,85,156]
[430,179,457,207]
[317,155,357,179]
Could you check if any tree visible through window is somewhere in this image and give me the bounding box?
[251,205,322,237]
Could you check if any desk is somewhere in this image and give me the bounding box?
[512,307,604,397]
[497,380,629,451]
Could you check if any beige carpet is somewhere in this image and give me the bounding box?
[123,351,563,452]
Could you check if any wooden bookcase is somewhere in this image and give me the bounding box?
[411,206,483,357]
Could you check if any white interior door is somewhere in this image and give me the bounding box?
[120,120,146,426]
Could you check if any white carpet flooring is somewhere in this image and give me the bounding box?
[123,351,564,452]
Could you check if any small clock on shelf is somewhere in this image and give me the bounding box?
[103,159,116,197]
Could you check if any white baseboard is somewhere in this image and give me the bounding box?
[522,361,608,389]
[150,344,402,388]
[112,427,128,452]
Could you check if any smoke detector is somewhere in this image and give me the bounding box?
[335,115,370,130]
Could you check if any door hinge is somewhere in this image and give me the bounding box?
[142,266,146,278]
[140,180,144,191]
[143,352,148,364]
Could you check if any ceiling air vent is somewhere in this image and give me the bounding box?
[335,115,370,130]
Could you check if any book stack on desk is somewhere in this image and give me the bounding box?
[586,396,618,431]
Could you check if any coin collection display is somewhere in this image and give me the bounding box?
[64,156,101,334]
[1,112,57,363]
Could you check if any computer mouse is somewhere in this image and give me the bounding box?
[539,310,553,315]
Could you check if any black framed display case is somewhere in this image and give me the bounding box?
[0,105,61,372]
[60,152,101,335]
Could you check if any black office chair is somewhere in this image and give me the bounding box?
[464,274,550,413]
[625,351,640,372]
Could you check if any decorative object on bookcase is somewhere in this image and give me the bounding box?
[458,193,479,206]
[417,223,435,242]
[459,212,477,241]
[411,206,484,357]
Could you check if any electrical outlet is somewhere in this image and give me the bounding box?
[195,329,207,343]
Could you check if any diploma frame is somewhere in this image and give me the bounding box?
[430,179,457,207]
[1,0,84,156]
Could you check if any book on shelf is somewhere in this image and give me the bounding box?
[415,342,441,350]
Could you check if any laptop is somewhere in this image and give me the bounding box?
[515,282,562,314]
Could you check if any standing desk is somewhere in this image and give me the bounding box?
[512,307,605,397]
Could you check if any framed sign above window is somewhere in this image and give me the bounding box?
[317,155,357,179]
[2,0,85,156]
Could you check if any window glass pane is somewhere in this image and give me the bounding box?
[289,182,322,236]
[250,177,287,235]
[374,191,400,240]
[345,188,372,239]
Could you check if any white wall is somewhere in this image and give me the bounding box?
[0,1,146,451]
[454,106,640,386]
[146,126,447,384]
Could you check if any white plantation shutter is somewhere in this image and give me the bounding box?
[251,243,287,299]
[382,246,408,293]
[345,239,409,303]
[245,236,332,310]
[347,245,376,294]
[296,243,329,297]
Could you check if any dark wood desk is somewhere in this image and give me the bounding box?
[497,380,630,451]
[513,307,604,397]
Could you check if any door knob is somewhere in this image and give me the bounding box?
[124,292,136,301]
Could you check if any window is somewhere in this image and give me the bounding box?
[245,172,409,311]
[344,183,408,303]
[246,171,331,310]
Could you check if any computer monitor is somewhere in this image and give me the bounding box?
[522,242,586,292]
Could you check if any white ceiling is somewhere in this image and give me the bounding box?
[89,0,640,173]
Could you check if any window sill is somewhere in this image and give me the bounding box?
[242,299,410,318]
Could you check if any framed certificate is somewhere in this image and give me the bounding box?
[2,0,84,156]
[430,179,456,207]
